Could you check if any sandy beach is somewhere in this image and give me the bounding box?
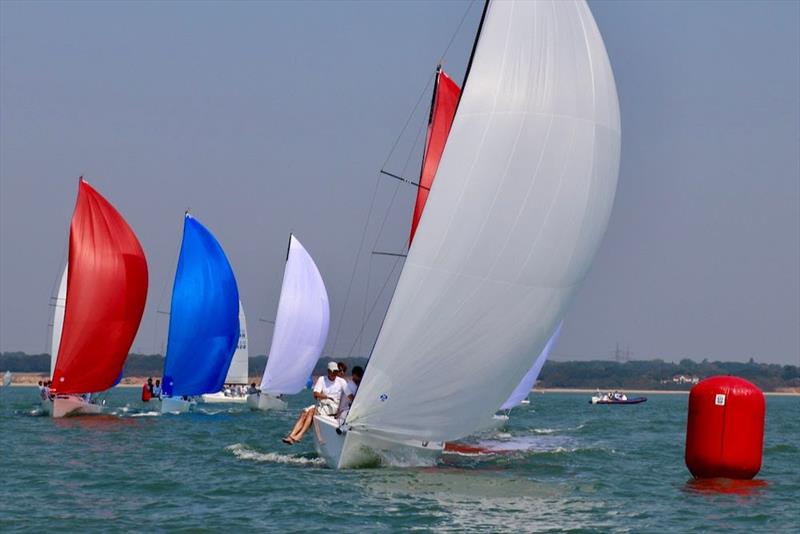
[6,373,797,395]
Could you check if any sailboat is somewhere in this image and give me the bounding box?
[313,0,621,468]
[247,234,330,411]
[2,371,11,388]
[160,213,240,414]
[45,179,148,418]
[201,301,250,404]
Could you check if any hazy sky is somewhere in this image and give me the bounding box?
[1,1,798,365]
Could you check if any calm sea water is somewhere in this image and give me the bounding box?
[0,387,797,532]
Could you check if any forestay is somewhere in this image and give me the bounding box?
[224,301,250,385]
[260,235,329,395]
[501,323,561,410]
[348,0,621,442]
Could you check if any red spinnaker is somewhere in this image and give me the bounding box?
[409,68,461,245]
[52,180,148,394]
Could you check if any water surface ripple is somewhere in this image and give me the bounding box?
[1,388,797,532]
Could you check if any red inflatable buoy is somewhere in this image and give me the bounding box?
[685,376,765,479]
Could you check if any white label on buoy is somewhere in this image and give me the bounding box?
[715,394,726,406]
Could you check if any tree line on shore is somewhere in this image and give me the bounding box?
[2,351,797,391]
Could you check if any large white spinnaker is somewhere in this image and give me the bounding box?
[347,0,621,444]
[259,235,330,395]
[501,323,562,410]
[224,301,250,385]
[50,265,68,379]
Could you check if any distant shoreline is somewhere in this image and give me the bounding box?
[535,388,799,396]
[5,374,798,396]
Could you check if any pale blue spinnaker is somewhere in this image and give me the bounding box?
[501,323,562,410]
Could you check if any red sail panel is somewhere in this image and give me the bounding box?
[409,69,461,245]
[52,180,148,394]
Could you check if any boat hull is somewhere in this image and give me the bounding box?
[246,393,287,411]
[313,415,443,469]
[160,397,196,414]
[591,397,647,405]
[52,395,103,418]
[201,391,247,404]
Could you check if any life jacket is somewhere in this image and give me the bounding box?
[142,383,152,402]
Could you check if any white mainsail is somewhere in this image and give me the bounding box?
[224,301,249,385]
[347,0,620,443]
[259,235,330,395]
[501,323,561,410]
[50,265,68,379]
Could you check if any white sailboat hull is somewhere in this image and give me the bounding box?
[246,392,287,411]
[52,395,103,418]
[313,415,443,469]
[160,397,196,414]
[201,391,247,404]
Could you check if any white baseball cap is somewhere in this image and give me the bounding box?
[327,362,340,373]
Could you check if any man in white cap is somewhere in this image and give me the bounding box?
[283,361,348,444]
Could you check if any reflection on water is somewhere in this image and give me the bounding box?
[683,478,769,496]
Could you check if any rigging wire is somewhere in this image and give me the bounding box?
[346,255,403,359]
[329,176,382,357]
[331,0,479,358]
[370,113,427,265]
[439,0,477,64]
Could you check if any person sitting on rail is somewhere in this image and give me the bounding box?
[282,362,347,445]
[336,366,363,424]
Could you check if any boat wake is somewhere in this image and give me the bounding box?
[226,443,325,467]
[445,435,605,457]
[528,423,586,435]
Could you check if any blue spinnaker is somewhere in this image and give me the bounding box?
[162,214,239,397]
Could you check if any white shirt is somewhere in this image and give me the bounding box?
[313,375,347,406]
[337,381,358,415]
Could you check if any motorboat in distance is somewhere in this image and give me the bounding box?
[590,390,647,405]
